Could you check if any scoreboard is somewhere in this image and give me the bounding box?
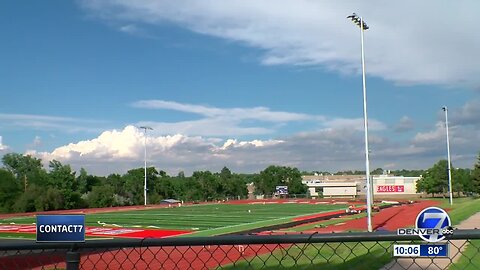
[275,186,288,195]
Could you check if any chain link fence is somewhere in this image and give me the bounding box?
[0,230,479,270]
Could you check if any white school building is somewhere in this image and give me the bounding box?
[302,174,421,199]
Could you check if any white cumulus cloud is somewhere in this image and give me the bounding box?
[28,125,288,175]
[30,126,142,161]
[0,136,9,152]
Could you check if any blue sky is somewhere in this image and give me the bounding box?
[1,0,479,175]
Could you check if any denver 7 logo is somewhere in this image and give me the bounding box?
[416,207,452,242]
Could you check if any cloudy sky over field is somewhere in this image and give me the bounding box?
[1,1,479,175]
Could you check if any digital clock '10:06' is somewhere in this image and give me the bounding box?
[393,244,448,257]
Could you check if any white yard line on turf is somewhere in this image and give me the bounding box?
[185,207,346,236]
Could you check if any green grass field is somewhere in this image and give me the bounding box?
[223,242,392,270]
[0,202,347,237]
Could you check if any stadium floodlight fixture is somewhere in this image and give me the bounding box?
[347,13,373,232]
[347,13,369,30]
[139,126,153,206]
[442,106,453,205]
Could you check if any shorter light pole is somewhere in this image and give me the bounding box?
[139,126,153,206]
[442,107,453,205]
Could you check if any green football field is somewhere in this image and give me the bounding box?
[0,203,347,236]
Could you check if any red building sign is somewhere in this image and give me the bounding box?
[376,185,405,193]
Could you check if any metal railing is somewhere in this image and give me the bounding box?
[0,230,479,270]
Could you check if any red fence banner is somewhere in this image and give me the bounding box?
[376,185,405,193]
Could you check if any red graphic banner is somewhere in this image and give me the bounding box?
[376,185,404,193]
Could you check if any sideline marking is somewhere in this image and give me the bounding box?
[185,207,347,236]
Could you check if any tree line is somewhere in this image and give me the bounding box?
[416,154,480,197]
[0,153,306,213]
[2,152,480,213]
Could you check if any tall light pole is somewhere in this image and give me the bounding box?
[348,13,373,232]
[442,106,453,205]
[139,126,153,206]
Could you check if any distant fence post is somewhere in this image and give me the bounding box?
[66,246,80,270]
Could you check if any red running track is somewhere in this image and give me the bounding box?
[303,200,441,233]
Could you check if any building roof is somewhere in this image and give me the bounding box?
[302,175,365,182]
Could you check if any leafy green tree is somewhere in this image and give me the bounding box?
[2,153,47,187]
[220,167,232,180]
[36,188,64,211]
[224,174,248,199]
[151,169,167,202]
[76,168,102,194]
[107,173,125,196]
[123,168,146,205]
[288,176,308,195]
[154,177,175,200]
[416,160,449,197]
[371,168,384,175]
[48,160,77,190]
[253,169,274,195]
[13,185,44,212]
[147,167,160,196]
[472,153,480,194]
[0,169,22,212]
[123,167,159,205]
[48,160,84,209]
[183,177,203,201]
[193,171,223,200]
[391,169,425,177]
[255,166,307,195]
[416,176,428,194]
[169,177,189,200]
[77,168,89,194]
[215,167,248,199]
[2,153,42,177]
[453,168,471,196]
[87,185,115,208]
